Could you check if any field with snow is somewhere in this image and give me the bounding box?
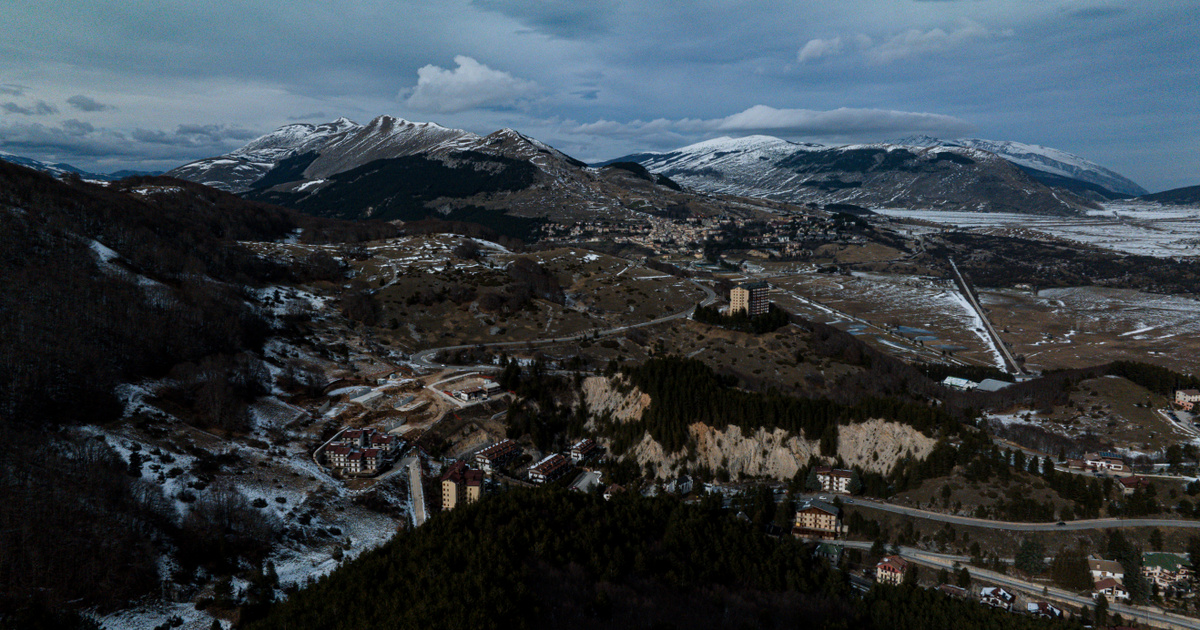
[876,202,1200,258]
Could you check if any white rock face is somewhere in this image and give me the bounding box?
[583,375,938,480]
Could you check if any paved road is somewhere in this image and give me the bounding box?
[404,456,428,527]
[411,277,716,370]
[948,257,1024,375]
[839,495,1200,531]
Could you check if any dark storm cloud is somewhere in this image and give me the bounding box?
[67,94,114,111]
[61,119,95,136]
[3,100,58,115]
[470,0,618,39]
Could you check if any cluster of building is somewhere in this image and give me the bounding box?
[1089,557,1130,601]
[322,427,401,476]
[877,563,1064,619]
[528,439,599,485]
[1087,553,1192,601]
[449,380,502,402]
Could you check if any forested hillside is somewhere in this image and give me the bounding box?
[248,490,1082,630]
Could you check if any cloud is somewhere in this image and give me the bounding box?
[61,119,95,136]
[797,37,843,63]
[873,19,1009,62]
[716,105,974,137]
[132,124,256,147]
[0,85,25,97]
[66,94,115,112]
[288,111,334,121]
[568,105,974,151]
[3,100,58,115]
[470,0,616,39]
[402,56,538,114]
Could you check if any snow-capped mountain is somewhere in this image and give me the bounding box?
[0,151,158,181]
[166,115,590,195]
[894,135,1146,198]
[168,116,699,227]
[612,135,1097,215]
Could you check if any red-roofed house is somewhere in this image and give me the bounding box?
[875,556,907,586]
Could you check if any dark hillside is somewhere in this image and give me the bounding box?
[248,490,1082,630]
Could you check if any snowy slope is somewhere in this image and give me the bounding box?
[894,135,1146,197]
[619,135,1093,215]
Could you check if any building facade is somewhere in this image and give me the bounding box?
[815,467,854,494]
[529,453,570,484]
[1177,389,1200,411]
[729,281,769,316]
[875,556,907,585]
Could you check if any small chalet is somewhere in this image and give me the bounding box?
[1094,577,1130,602]
[1089,557,1125,581]
[1117,475,1150,496]
[1026,602,1062,618]
[875,555,907,586]
[980,586,1015,611]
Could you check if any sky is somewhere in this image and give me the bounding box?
[0,1,1196,191]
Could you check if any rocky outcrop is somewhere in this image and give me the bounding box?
[615,419,936,481]
[582,376,650,425]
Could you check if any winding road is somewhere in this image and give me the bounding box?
[410,278,716,369]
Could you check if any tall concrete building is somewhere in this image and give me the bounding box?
[729,281,769,316]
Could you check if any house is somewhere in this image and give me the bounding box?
[569,438,598,463]
[360,448,382,472]
[476,439,521,472]
[1026,601,1063,618]
[665,474,693,495]
[325,445,352,469]
[980,587,1015,611]
[1177,389,1200,411]
[729,281,769,316]
[1094,577,1130,602]
[441,461,484,511]
[455,386,487,402]
[1083,452,1126,473]
[937,584,969,599]
[941,376,977,391]
[814,543,843,566]
[1117,475,1150,495]
[1142,552,1190,589]
[814,467,854,494]
[1089,557,1125,581]
[875,555,907,586]
[602,484,625,501]
[793,499,841,540]
[529,453,571,484]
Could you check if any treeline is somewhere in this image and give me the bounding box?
[693,302,790,334]
[1107,360,1200,396]
[608,357,962,455]
[246,489,1082,630]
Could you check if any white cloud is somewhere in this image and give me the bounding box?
[873,19,1009,62]
[568,104,973,151]
[402,56,538,114]
[797,37,842,63]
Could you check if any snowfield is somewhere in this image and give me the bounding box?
[875,203,1200,258]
